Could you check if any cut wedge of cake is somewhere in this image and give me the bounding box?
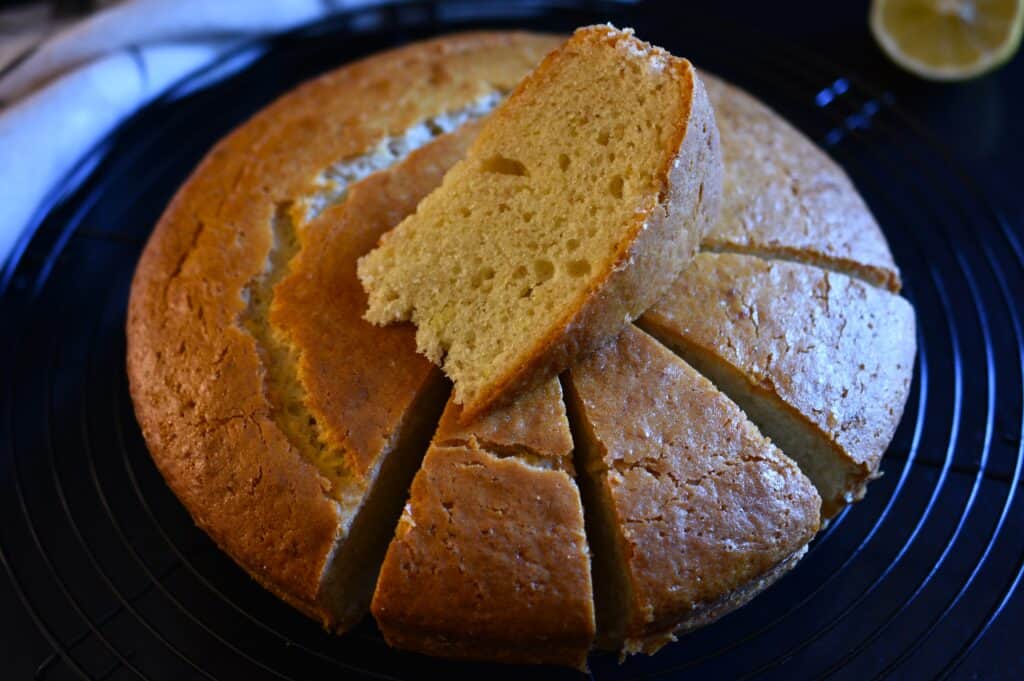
[372,378,595,668]
[639,252,916,517]
[564,325,821,655]
[700,73,901,291]
[358,25,723,421]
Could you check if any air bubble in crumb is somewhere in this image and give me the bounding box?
[566,259,591,277]
[533,258,555,282]
[469,267,495,289]
[609,175,624,199]
[481,154,528,176]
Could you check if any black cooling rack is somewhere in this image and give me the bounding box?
[2,2,1022,679]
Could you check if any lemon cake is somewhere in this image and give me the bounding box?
[127,30,915,668]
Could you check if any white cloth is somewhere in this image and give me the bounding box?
[0,0,383,269]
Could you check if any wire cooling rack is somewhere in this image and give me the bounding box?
[2,2,1021,679]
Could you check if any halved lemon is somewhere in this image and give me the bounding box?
[870,0,1024,80]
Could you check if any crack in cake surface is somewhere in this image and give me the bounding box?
[238,202,344,488]
[300,91,504,222]
[699,242,899,292]
[434,434,567,471]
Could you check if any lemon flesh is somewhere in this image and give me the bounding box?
[871,0,1024,80]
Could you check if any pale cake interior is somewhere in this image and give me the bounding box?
[357,27,691,410]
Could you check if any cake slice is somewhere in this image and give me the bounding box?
[564,325,820,655]
[372,378,596,668]
[358,25,723,421]
[699,74,900,291]
[639,252,916,517]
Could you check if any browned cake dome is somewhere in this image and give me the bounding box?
[127,30,915,668]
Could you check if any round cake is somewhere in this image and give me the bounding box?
[126,31,916,669]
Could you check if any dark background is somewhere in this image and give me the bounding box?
[1,1,1022,679]
[696,0,1024,242]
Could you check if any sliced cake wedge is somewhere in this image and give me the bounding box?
[358,25,723,421]
[699,74,901,291]
[564,325,820,655]
[639,252,916,517]
[371,378,596,668]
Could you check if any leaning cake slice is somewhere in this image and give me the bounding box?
[358,24,722,420]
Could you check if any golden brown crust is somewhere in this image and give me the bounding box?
[640,252,916,516]
[372,447,594,668]
[566,326,820,652]
[700,73,901,291]
[372,380,594,668]
[459,32,723,422]
[127,32,560,629]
